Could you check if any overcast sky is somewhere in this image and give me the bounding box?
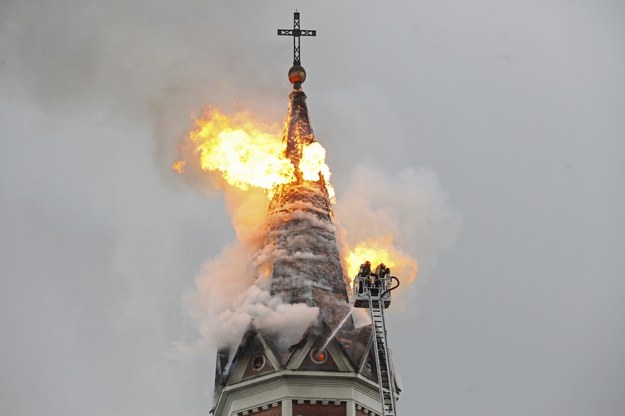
[1,1,624,415]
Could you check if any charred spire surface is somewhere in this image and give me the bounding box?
[254,82,372,371]
[266,179,350,329]
[283,87,315,180]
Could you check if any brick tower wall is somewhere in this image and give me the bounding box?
[292,400,346,416]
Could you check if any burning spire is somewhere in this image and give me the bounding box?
[260,12,355,331]
[170,11,466,416]
[278,11,317,180]
[172,11,461,416]
[282,88,315,180]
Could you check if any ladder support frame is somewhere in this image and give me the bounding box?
[368,292,398,416]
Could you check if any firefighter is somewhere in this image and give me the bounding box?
[357,261,371,294]
[374,263,387,289]
[369,272,379,296]
[379,264,389,289]
[375,263,387,277]
[368,272,376,286]
[362,261,371,276]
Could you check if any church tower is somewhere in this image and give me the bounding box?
[211,13,399,416]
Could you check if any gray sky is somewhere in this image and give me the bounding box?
[1,1,624,415]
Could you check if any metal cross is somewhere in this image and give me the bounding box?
[277,11,316,66]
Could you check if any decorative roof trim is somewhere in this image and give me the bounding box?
[235,401,281,416]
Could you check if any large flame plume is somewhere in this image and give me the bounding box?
[344,236,419,286]
[174,108,331,196]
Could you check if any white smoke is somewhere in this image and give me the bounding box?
[334,164,462,327]
[192,270,318,350]
[336,164,462,282]
[185,186,320,350]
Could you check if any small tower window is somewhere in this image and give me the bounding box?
[251,356,265,371]
[310,349,327,364]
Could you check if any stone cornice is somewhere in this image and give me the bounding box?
[214,370,381,416]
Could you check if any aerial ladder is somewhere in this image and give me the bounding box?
[353,262,400,416]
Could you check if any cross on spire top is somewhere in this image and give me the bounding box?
[277,11,316,67]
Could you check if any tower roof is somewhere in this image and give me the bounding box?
[268,84,349,329]
[213,84,374,399]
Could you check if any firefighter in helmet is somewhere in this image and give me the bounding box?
[357,261,372,294]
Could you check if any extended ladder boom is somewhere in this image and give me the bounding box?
[353,262,399,416]
[368,292,398,416]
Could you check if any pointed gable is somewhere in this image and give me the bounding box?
[358,338,379,383]
[223,328,282,386]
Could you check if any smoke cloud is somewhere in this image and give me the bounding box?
[191,264,319,350]
[336,164,463,285]
[184,185,320,350]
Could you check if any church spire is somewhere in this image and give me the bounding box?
[278,11,318,178]
[210,13,396,416]
[271,12,351,329]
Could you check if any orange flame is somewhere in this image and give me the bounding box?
[171,160,185,174]
[174,108,332,196]
[344,235,419,287]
